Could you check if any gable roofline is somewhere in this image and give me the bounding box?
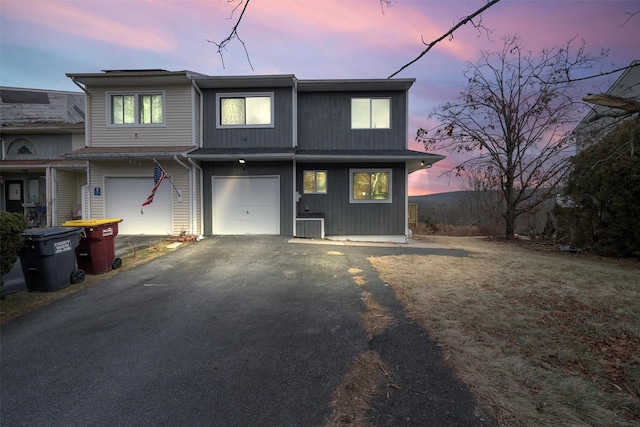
[66,69,206,87]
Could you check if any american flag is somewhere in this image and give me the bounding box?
[141,163,168,213]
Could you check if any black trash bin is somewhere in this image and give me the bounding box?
[19,227,86,292]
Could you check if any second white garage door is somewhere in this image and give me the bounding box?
[212,176,280,235]
[105,177,172,235]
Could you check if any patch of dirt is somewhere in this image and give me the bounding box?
[325,350,391,427]
[360,291,395,340]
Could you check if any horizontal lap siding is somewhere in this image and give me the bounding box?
[297,91,407,151]
[201,88,293,149]
[88,85,193,147]
[202,161,293,235]
[297,163,406,235]
[88,160,191,234]
[54,171,83,226]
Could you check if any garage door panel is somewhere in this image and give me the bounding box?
[213,177,279,235]
[106,177,172,235]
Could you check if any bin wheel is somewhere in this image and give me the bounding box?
[71,269,86,284]
[112,257,122,269]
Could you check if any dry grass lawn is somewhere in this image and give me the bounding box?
[369,236,640,427]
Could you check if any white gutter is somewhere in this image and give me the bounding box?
[47,167,53,226]
[173,155,192,233]
[191,80,204,148]
[187,157,204,236]
[292,159,297,237]
[69,77,91,147]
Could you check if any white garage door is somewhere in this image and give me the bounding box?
[105,177,172,235]
[213,176,280,235]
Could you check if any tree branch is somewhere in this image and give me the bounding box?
[387,0,502,79]
[207,0,254,71]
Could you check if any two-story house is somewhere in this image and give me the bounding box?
[64,70,443,242]
[1,87,86,227]
[189,75,443,242]
[64,70,205,236]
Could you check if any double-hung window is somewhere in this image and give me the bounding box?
[217,93,274,127]
[110,93,164,125]
[350,169,392,203]
[303,171,327,194]
[351,98,390,129]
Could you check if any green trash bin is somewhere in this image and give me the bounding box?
[19,227,85,292]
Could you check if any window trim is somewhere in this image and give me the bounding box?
[107,91,165,127]
[303,170,328,194]
[349,168,392,204]
[351,97,391,130]
[216,92,275,129]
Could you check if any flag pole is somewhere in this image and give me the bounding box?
[153,159,181,197]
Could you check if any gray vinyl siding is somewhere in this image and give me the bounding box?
[2,133,71,160]
[201,88,293,149]
[87,85,193,147]
[297,91,408,151]
[296,162,406,235]
[201,161,293,235]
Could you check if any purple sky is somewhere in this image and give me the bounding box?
[1,0,638,194]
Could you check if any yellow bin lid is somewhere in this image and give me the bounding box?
[62,218,122,227]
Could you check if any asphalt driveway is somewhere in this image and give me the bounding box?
[1,236,490,426]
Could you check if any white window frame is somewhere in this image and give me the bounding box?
[349,168,392,203]
[351,97,391,129]
[107,91,165,127]
[216,92,275,128]
[303,170,328,194]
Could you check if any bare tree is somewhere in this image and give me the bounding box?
[210,0,502,76]
[388,0,501,78]
[417,35,608,238]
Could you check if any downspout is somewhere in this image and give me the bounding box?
[187,157,203,237]
[292,78,298,236]
[70,77,90,148]
[191,80,204,148]
[173,155,192,234]
[47,167,53,226]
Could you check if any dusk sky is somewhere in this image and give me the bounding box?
[1,0,638,194]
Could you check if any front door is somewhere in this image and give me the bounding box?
[5,180,24,213]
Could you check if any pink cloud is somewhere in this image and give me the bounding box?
[2,1,175,52]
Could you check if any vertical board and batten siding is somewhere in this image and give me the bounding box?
[54,170,84,226]
[88,160,191,233]
[297,91,408,151]
[201,88,293,149]
[2,133,72,160]
[87,85,194,147]
[296,162,406,235]
[201,161,293,235]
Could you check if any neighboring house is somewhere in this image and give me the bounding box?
[65,70,443,242]
[64,70,206,236]
[0,87,86,227]
[575,60,640,151]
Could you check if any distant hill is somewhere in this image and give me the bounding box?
[409,191,470,205]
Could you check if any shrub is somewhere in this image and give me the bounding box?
[1,211,28,281]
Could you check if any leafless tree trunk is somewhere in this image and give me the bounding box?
[417,35,608,238]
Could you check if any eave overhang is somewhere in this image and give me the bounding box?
[64,146,195,160]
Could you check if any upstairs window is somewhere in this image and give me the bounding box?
[351,98,390,129]
[350,169,391,203]
[110,93,164,126]
[303,170,327,194]
[217,93,273,127]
